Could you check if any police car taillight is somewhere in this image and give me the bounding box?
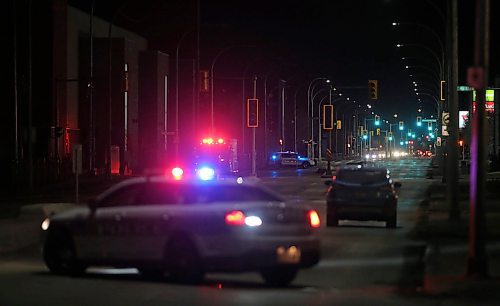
[225,210,262,227]
[171,167,184,180]
[308,210,321,228]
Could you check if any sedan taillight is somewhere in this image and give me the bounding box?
[225,210,262,227]
[308,210,321,228]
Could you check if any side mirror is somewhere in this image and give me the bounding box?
[394,182,402,188]
[324,180,332,186]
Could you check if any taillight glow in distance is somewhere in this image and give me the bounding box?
[308,210,321,228]
[225,210,262,227]
[171,167,184,180]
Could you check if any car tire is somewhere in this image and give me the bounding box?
[260,267,298,286]
[165,236,205,284]
[139,268,164,280]
[386,212,397,228]
[301,161,311,169]
[43,230,86,276]
[326,208,339,227]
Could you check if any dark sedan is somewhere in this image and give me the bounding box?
[325,164,401,228]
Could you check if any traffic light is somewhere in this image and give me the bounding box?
[200,70,209,93]
[376,128,380,135]
[388,131,393,141]
[428,121,432,131]
[362,130,368,140]
[459,140,464,146]
[374,115,380,126]
[399,121,404,131]
[440,80,447,101]
[247,98,259,127]
[323,105,334,130]
[417,116,422,126]
[336,120,342,130]
[368,80,378,99]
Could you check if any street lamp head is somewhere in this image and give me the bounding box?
[326,79,331,83]
[396,44,402,48]
[394,114,398,118]
[346,97,350,101]
[392,22,399,26]
[405,65,409,69]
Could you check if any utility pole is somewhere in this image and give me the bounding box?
[89,0,95,173]
[466,0,490,278]
[28,0,33,191]
[446,0,460,220]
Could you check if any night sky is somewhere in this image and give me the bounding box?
[70,0,499,127]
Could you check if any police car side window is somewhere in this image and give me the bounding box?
[99,184,142,207]
[136,183,180,205]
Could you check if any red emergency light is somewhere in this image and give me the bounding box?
[201,137,225,145]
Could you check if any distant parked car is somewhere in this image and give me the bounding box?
[269,151,316,169]
[325,164,401,228]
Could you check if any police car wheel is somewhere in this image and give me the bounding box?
[139,269,164,280]
[386,212,397,228]
[166,237,204,284]
[260,267,298,286]
[301,162,311,169]
[43,230,85,276]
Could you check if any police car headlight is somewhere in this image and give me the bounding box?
[41,218,50,231]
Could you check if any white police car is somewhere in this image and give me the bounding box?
[41,169,321,286]
[269,151,316,169]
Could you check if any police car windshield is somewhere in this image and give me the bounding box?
[137,183,283,205]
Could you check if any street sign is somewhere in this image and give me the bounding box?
[442,112,450,126]
[72,144,82,174]
[325,148,333,161]
[442,125,449,136]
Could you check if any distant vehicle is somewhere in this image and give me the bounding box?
[364,150,386,160]
[269,151,316,169]
[325,164,401,228]
[192,137,238,177]
[41,172,321,286]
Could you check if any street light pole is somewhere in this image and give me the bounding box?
[307,77,329,159]
[175,29,193,161]
[210,45,254,134]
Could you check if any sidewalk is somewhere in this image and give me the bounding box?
[0,175,126,255]
[409,176,500,298]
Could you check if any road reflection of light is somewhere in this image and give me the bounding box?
[271,171,279,178]
[87,267,139,275]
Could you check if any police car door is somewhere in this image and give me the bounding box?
[77,183,143,260]
[123,183,180,261]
